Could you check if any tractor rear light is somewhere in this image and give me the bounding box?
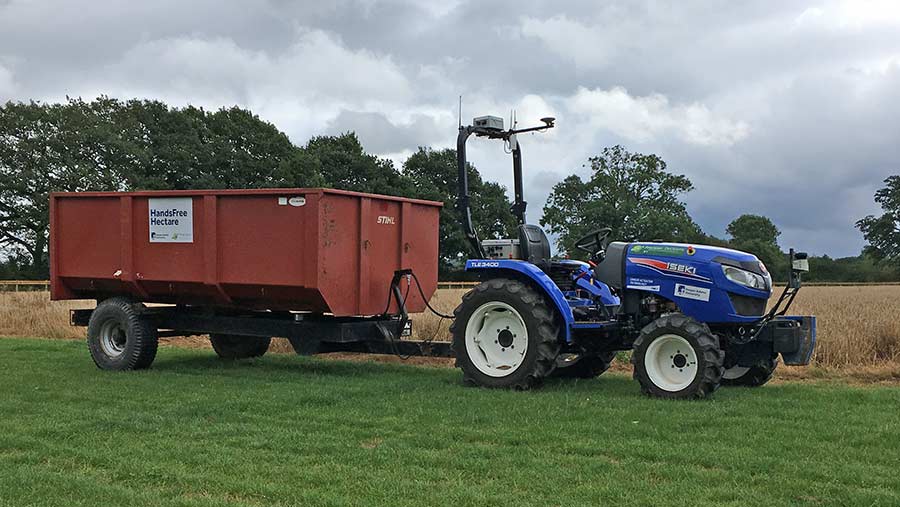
[722,265,769,291]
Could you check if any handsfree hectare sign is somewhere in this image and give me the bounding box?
[148,197,193,243]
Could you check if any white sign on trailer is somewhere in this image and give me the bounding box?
[148,197,193,243]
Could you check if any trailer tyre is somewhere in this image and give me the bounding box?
[632,314,723,399]
[552,352,617,379]
[87,297,158,371]
[210,334,271,360]
[722,357,778,387]
[450,278,560,390]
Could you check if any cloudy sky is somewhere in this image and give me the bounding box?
[2,0,899,256]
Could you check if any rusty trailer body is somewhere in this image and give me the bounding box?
[51,188,447,370]
[51,188,440,314]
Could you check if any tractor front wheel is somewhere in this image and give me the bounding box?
[632,314,724,399]
[450,278,560,390]
[722,357,778,387]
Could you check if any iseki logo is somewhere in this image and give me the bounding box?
[377,215,396,225]
[666,262,696,275]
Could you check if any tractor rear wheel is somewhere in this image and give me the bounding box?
[632,314,724,399]
[87,297,158,371]
[553,352,617,379]
[722,357,778,387]
[210,334,271,360]
[450,278,560,390]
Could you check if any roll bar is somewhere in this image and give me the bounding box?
[456,117,555,258]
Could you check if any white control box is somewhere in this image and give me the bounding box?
[482,239,520,259]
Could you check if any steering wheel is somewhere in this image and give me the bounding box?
[574,228,612,262]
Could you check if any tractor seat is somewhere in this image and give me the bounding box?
[519,224,551,267]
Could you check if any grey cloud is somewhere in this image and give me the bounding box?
[0,0,897,256]
[325,110,448,153]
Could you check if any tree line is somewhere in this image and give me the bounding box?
[1,97,897,282]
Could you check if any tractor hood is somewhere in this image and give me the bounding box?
[629,242,765,271]
[595,241,775,322]
[621,241,772,297]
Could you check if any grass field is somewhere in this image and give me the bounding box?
[1,338,899,507]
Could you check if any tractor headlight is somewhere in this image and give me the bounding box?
[722,265,770,291]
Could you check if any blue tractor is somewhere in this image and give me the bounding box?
[450,116,816,398]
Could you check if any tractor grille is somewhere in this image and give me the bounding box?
[728,293,767,317]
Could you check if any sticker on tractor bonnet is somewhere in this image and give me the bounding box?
[148,197,193,243]
[630,244,687,256]
[628,257,711,282]
[626,278,660,291]
[673,284,710,302]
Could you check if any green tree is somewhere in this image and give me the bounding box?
[725,214,785,274]
[857,176,900,264]
[726,214,780,245]
[0,98,126,277]
[403,147,516,274]
[113,101,322,190]
[0,97,326,277]
[541,145,701,256]
[305,133,413,197]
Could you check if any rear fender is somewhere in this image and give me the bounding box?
[465,259,574,343]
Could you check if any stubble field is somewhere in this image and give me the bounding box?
[2,285,900,377]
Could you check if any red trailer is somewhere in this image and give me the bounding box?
[51,188,448,370]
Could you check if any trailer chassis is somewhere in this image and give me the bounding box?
[71,270,453,361]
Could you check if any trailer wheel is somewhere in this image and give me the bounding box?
[552,352,617,379]
[87,297,158,371]
[722,357,778,387]
[209,334,271,360]
[450,278,560,390]
[632,314,723,399]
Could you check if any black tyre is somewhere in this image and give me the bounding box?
[553,352,617,379]
[722,357,778,387]
[450,278,560,390]
[209,334,271,360]
[87,297,158,371]
[632,313,724,399]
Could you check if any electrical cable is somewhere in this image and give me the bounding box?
[379,269,456,360]
[410,271,455,319]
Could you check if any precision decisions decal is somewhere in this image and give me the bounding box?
[149,197,193,243]
[631,244,688,256]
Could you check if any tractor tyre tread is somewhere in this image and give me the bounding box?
[722,357,779,387]
[450,278,560,390]
[632,313,724,399]
[210,334,271,360]
[553,351,617,379]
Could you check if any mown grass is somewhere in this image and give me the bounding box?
[1,338,900,507]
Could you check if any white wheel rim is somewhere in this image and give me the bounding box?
[99,320,127,358]
[643,334,698,392]
[723,366,750,380]
[464,301,529,378]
